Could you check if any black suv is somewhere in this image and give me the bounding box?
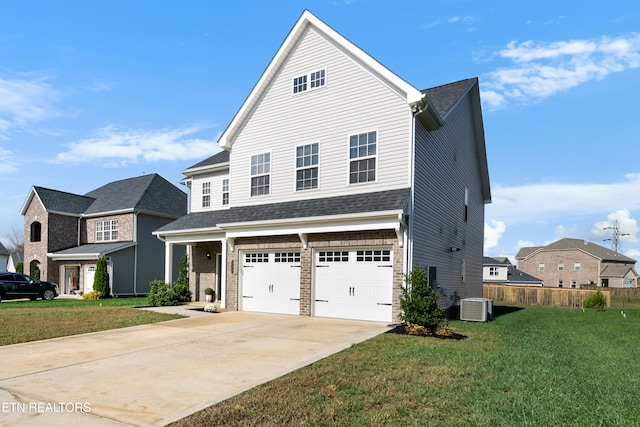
[0,273,59,302]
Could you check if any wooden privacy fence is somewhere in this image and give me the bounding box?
[483,284,611,308]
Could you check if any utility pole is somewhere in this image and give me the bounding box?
[603,220,629,253]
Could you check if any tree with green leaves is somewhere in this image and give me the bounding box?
[400,265,444,334]
[93,256,110,297]
[175,253,189,288]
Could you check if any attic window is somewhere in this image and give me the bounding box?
[292,69,326,94]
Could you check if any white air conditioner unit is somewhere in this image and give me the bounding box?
[460,298,493,322]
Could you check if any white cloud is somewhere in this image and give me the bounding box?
[55,125,219,164]
[0,146,17,174]
[0,73,65,133]
[486,173,640,225]
[482,33,640,110]
[485,219,506,249]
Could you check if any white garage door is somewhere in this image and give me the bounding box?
[314,248,393,322]
[241,251,301,315]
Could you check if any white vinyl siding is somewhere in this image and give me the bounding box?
[191,173,230,212]
[228,27,411,207]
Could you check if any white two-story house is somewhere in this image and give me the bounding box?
[154,10,491,323]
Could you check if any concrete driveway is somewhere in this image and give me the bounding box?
[0,307,391,426]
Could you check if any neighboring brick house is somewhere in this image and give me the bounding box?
[21,174,186,295]
[154,10,491,323]
[516,238,638,288]
[483,257,543,286]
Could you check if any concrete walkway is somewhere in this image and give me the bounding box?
[0,306,391,426]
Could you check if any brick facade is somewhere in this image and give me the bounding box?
[518,250,601,288]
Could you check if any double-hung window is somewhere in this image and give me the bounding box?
[96,219,118,242]
[251,153,270,196]
[293,69,326,94]
[222,179,229,205]
[349,131,376,184]
[296,143,318,190]
[202,182,211,208]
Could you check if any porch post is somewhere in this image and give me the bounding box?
[220,239,227,308]
[164,242,174,284]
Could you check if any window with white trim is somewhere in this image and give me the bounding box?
[293,69,326,94]
[558,263,564,271]
[250,153,270,196]
[202,182,211,208]
[574,262,581,271]
[349,131,376,184]
[296,143,318,190]
[539,263,545,272]
[222,179,229,205]
[96,219,118,242]
[489,267,499,276]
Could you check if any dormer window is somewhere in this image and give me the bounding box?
[293,69,326,94]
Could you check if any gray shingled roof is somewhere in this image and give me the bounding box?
[0,241,8,256]
[157,188,410,233]
[34,174,186,219]
[185,150,230,171]
[600,265,636,278]
[51,242,136,257]
[483,256,543,284]
[516,238,636,263]
[423,78,477,119]
[83,174,186,217]
[35,187,95,214]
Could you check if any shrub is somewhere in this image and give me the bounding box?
[176,253,189,288]
[147,280,192,307]
[16,261,23,273]
[584,290,607,311]
[82,290,104,300]
[400,266,444,334]
[204,303,218,313]
[93,256,110,298]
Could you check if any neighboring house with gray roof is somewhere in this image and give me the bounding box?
[154,10,491,323]
[515,238,638,288]
[483,257,543,286]
[20,174,186,295]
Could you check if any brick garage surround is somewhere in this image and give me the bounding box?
[225,230,403,322]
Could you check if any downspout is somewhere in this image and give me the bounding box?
[133,212,138,296]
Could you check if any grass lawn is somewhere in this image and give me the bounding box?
[172,305,640,427]
[0,297,183,346]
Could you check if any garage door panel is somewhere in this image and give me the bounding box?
[241,252,300,315]
[314,248,393,322]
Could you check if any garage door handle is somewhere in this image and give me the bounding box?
[377,303,392,306]
[290,298,300,301]
[378,265,393,268]
[244,265,254,268]
[291,265,301,268]
[243,296,254,298]
[316,265,329,268]
[315,299,329,302]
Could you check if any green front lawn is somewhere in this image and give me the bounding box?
[0,297,182,346]
[172,305,640,427]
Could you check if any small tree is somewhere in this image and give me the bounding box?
[16,261,24,273]
[583,290,607,311]
[175,253,189,288]
[400,266,444,334]
[93,256,110,298]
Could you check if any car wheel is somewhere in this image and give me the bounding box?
[42,289,55,301]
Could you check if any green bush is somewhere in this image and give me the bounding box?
[16,261,23,273]
[400,266,444,334]
[176,253,189,288]
[93,256,110,298]
[583,290,607,311]
[147,280,192,307]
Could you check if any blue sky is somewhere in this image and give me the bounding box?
[1,1,640,261]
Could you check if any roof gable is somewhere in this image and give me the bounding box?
[84,174,186,217]
[517,238,637,263]
[218,10,426,150]
[22,187,95,216]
